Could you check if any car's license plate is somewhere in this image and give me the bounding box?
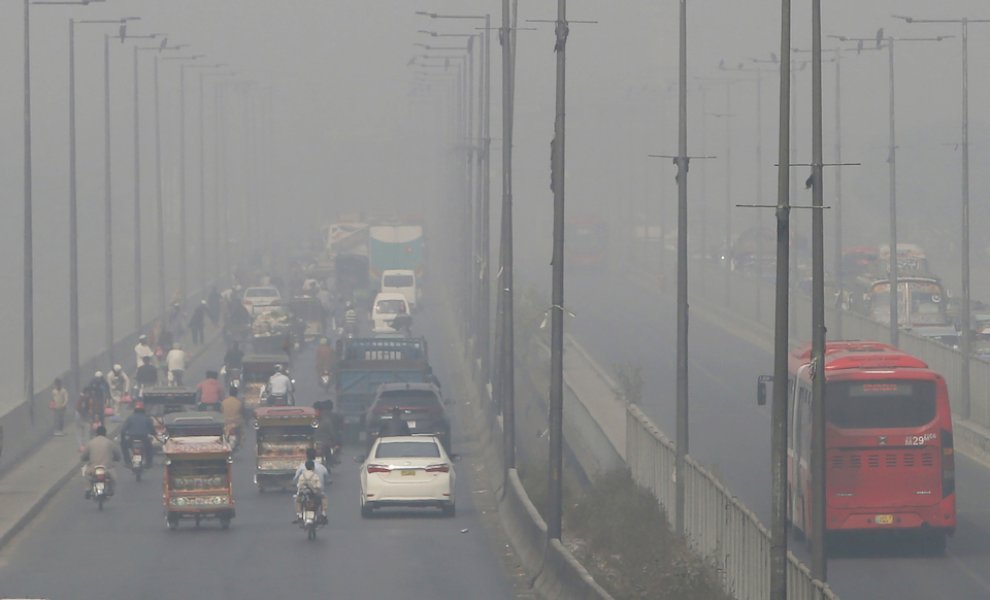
[407,420,416,429]
[401,470,416,477]
[875,514,894,525]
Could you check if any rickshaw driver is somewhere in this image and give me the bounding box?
[221,386,245,437]
[293,459,328,524]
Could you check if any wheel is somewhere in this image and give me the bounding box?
[220,516,231,530]
[135,470,142,483]
[360,501,373,518]
[166,515,179,530]
[258,486,265,494]
[926,532,948,556]
[194,516,201,528]
[307,526,316,541]
[442,502,456,518]
[97,498,104,511]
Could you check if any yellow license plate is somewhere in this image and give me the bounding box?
[875,514,894,525]
[401,470,416,477]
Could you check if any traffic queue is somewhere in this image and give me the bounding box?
[75,253,455,541]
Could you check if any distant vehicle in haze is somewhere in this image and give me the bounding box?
[369,224,425,282]
[381,269,419,312]
[241,286,281,310]
[365,382,451,453]
[371,292,410,335]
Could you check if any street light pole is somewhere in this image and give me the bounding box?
[674,0,689,538]
[103,32,114,361]
[896,15,990,419]
[499,0,516,471]
[547,0,567,543]
[22,0,34,418]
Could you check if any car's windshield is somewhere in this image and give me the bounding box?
[375,441,440,458]
[246,288,279,298]
[376,299,406,314]
[384,274,414,287]
[377,390,441,410]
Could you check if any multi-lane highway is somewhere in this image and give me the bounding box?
[539,265,990,600]
[0,309,523,600]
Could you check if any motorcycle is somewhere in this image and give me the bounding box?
[319,370,332,394]
[222,365,242,394]
[129,437,146,481]
[224,422,242,452]
[297,488,326,541]
[87,465,112,510]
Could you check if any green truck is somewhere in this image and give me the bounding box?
[368,225,425,283]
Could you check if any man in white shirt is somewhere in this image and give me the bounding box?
[134,335,155,372]
[165,343,187,386]
[294,460,328,523]
[266,364,293,405]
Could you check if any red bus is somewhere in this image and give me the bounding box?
[784,341,956,552]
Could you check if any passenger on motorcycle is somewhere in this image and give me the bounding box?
[81,425,120,496]
[293,459,328,524]
[196,370,224,411]
[266,364,293,405]
[120,401,155,467]
[106,364,130,411]
[221,386,244,441]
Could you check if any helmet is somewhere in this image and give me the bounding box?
[274,364,284,373]
[113,364,122,373]
[94,370,103,378]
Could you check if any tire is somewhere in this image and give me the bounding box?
[927,532,948,556]
[442,502,456,518]
[194,516,201,528]
[97,498,104,511]
[220,516,231,530]
[166,515,179,530]
[360,501,373,519]
[307,526,316,541]
[135,470,142,483]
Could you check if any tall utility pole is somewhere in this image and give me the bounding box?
[498,0,516,471]
[674,0,689,538]
[22,0,34,420]
[547,0,568,543]
[480,15,491,385]
[833,51,843,339]
[103,33,114,361]
[770,0,792,598]
[809,0,826,582]
[896,15,989,419]
[68,17,80,398]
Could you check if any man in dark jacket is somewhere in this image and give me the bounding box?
[189,300,207,344]
[120,402,156,466]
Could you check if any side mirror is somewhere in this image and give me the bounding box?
[353,454,367,464]
[757,375,772,406]
[443,398,454,407]
[449,453,462,462]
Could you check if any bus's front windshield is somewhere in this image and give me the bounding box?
[826,380,936,429]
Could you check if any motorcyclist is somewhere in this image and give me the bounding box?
[293,459,328,524]
[315,337,334,378]
[165,343,187,386]
[312,399,341,467]
[81,425,121,496]
[135,355,159,389]
[134,334,155,372]
[293,447,330,487]
[86,371,111,426]
[120,401,155,467]
[196,370,224,411]
[223,341,244,370]
[221,385,244,444]
[266,364,293,406]
[343,302,358,336]
[106,364,130,411]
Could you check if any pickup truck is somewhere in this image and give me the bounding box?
[332,336,434,441]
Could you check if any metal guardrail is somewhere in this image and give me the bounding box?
[626,404,840,600]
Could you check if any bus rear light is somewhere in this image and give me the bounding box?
[941,429,955,497]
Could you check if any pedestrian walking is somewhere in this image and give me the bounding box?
[74,388,94,449]
[207,287,221,326]
[189,300,207,344]
[51,378,69,436]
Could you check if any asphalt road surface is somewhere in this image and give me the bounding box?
[0,309,519,600]
[545,264,990,600]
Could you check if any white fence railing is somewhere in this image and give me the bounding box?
[626,404,840,600]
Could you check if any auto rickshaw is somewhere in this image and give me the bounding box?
[138,386,198,453]
[163,412,225,440]
[162,437,235,530]
[254,406,319,492]
[241,354,290,407]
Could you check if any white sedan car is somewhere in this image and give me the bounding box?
[242,286,281,310]
[360,436,456,518]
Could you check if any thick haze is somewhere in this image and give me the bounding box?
[1,0,989,394]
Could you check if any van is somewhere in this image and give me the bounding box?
[381,269,419,312]
[371,292,411,334]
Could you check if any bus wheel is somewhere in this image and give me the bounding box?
[926,532,947,556]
